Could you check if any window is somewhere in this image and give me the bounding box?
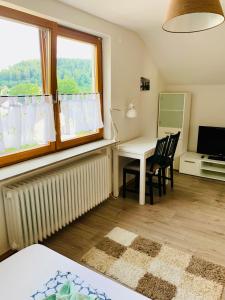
[57,36,95,94]
[0,19,53,158]
[56,26,103,149]
[0,19,45,96]
[0,6,103,167]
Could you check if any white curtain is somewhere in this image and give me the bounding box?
[59,93,103,138]
[0,95,56,152]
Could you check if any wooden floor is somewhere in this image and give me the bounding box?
[44,173,225,267]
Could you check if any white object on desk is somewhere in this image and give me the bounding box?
[113,137,157,205]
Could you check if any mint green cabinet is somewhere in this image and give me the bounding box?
[159,93,185,128]
[158,93,191,169]
[160,94,184,111]
[159,110,183,128]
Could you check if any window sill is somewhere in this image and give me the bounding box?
[0,139,116,182]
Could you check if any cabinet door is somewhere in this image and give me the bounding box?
[159,94,185,111]
[159,93,185,128]
[159,111,184,128]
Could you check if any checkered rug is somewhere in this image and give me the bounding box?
[82,227,225,300]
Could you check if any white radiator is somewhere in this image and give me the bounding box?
[3,154,110,250]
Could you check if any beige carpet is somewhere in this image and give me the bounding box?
[82,227,225,300]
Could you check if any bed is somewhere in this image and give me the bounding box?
[0,244,148,299]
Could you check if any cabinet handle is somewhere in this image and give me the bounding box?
[184,160,195,164]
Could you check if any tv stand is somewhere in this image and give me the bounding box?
[208,155,225,162]
[180,152,225,182]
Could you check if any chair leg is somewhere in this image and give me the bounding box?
[123,169,127,198]
[162,168,166,194]
[148,175,154,205]
[158,169,162,197]
[170,163,174,189]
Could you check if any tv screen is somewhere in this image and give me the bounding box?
[197,126,225,156]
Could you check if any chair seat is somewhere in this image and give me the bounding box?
[124,159,160,175]
[123,136,170,205]
[123,133,180,205]
[162,157,172,167]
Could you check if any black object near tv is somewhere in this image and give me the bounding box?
[197,126,225,161]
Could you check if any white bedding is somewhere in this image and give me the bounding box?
[0,244,148,299]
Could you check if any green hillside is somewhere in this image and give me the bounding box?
[0,58,93,95]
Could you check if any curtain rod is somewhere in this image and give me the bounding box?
[0,94,51,98]
[59,92,100,95]
[0,93,100,98]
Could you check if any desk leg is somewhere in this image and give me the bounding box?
[139,158,146,205]
[113,147,119,198]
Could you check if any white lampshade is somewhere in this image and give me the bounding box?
[126,103,137,119]
[163,0,225,33]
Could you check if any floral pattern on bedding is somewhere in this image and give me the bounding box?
[31,271,111,300]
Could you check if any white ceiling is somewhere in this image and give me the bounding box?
[58,0,225,85]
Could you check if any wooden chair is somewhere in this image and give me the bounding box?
[161,132,181,194]
[123,136,169,205]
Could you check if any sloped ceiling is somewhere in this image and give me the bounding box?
[58,0,225,85]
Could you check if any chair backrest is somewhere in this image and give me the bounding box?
[166,131,181,161]
[154,136,169,162]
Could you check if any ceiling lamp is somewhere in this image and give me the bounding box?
[163,0,225,33]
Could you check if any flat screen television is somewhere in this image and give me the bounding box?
[197,126,225,157]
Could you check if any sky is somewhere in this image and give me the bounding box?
[0,18,94,71]
[57,36,94,60]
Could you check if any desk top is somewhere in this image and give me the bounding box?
[118,136,157,155]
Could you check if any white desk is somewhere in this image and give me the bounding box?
[113,137,157,205]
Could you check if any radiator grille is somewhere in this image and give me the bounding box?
[3,154,110,250]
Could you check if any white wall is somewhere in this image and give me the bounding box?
[141,49,165,138]
[166,85,225,152]
[0,0,163,254]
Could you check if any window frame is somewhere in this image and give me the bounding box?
[55,25,104,151]
[0,5,104,168]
